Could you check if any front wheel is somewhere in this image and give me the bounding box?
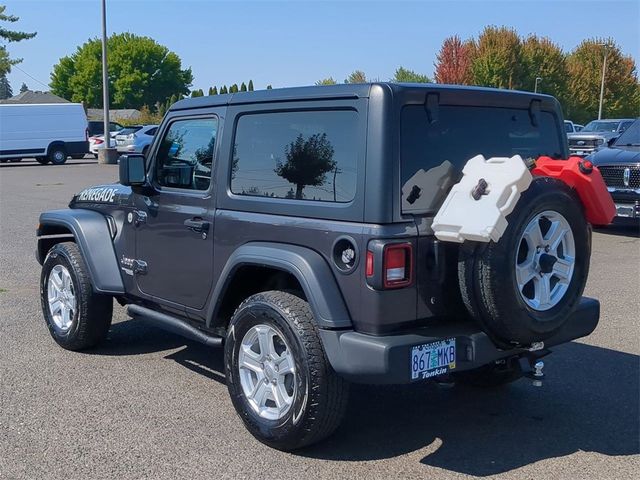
[225,291,349,450]
[40,242,113,350]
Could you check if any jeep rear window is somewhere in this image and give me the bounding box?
[231,110,358,203]
[401,105,562,213]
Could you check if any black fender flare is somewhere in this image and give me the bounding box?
[207,242,352,329]
[37,209,124,294]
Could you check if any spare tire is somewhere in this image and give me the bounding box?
[458,176,591,346]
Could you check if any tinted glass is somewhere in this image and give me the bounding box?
[155,117,218,190]
[119,127,143,135]
[619,121,634,132]
[231,110,358,202]
[401,105,562,213]
[145,127,157,136]
[614,120,640,145]
[583,121,619,132]
[564,122,573,133]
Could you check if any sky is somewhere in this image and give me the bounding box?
[3,0,640,93]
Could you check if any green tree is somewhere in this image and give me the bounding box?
[220,85,228,94]
[266,84,272,90]
[50,33,193,108]
[345,70,367,84]
[391,67,430,83]
[190,88,204,97]
[0,73,12,99]
[434,35,475,85]
[240,82,247,92]
[19,81,28,92]
[471,26,522,89]
[248,79,254,91]
[230,83,239,93]
[316,77,337,85]
[0,5,37,76]
[520,35,567,100]
[209,86,218,95]
[565,39,639,123]
[275,133,336,200]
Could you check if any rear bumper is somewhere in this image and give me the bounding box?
[320,297,599,384]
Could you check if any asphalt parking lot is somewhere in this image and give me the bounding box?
[1,158,638,479]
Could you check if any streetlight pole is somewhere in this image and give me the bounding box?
[598,44,610,120]
[98,0,117,164]
[534,76,542,93]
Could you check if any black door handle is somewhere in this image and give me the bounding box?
[183,218,210,233]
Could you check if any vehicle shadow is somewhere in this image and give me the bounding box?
[0,159,96,168]
[594,222,640,238]
[299,342,639,475]
[88,320,639,476]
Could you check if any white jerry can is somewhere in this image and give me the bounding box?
[432,154,533,243]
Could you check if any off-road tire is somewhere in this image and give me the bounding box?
[459,177,591,346]
[40,242,112,350]
[225,290,349,451]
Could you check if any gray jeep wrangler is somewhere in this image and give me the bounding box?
[37,83,598,450]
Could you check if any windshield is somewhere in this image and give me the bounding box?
[613,120,640,146]
[583,120,620,132]
[118,127,143,135]
[564,122,573,133]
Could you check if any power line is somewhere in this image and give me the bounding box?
[11,65,49,89]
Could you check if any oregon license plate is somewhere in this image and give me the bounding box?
[615,203,634,218]
[410,338,456,381]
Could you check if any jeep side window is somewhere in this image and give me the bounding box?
[231,110,358,202]
[155,117,218,191]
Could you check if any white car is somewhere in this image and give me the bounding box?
[89,134,117,157]
[115,125,158,155]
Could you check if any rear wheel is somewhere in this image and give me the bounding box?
[459,177,590,346]
[225,291,349,450]
[48,145,67,165]
[40,242,112,350]
[36,157,50,165]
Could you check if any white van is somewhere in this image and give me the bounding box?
[0,103,89,165]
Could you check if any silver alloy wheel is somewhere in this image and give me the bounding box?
[53,150,65,162]
[238,324,296,421]
[515,210,576,312]
[47,264,77,332]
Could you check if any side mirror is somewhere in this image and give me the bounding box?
[119,154,146,186]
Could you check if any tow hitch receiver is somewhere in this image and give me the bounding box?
[519,356,546,387]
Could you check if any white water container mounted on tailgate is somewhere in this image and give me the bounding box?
[432,154,532,243]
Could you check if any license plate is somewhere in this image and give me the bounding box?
[575,151,585,156]
[615,203,634,218]
[410,338,456,380]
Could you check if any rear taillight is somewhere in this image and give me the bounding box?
[85,128,89,141]
[383,243,412,288]
[95,138,104,145]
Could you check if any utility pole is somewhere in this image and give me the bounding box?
[98,0,117,164]
[534,76,542,93]
[598,44,610,120]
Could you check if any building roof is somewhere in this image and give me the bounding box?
[87,108,141,122]
[0,90,70,104]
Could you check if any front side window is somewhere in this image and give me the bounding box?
[155,117,218,191]
[231,110,358,202]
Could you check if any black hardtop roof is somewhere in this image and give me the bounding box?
[169,82,557,111]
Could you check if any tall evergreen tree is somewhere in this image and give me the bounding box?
[19,81,28,93]
[220,85,228,94]
[248,80,254,91]
[0,5,37,77]
[0,73,12,99]
[230,84,239,93]
[266,84,273,90]
[240,82,247,92]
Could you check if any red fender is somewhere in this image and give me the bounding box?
[532,156,615,226]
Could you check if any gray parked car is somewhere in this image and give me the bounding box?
[115,124,158,155]
[568,118,635,156]
[36,84,600,450]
